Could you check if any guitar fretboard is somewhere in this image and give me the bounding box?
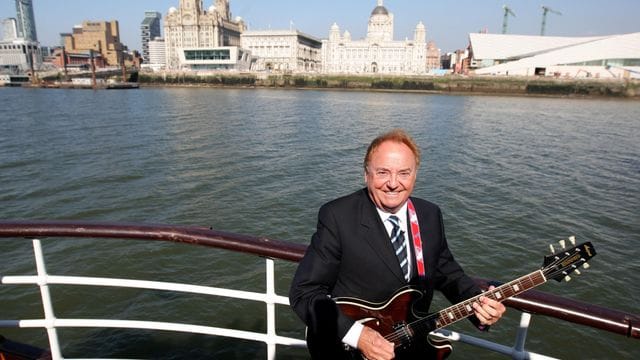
[412,270,546,334]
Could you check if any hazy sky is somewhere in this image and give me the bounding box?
[1,0,638,52]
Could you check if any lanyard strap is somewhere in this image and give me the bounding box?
[407,199,425,277]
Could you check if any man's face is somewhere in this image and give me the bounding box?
[365,141,417,213]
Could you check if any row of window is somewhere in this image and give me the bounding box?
[561,58,640,67]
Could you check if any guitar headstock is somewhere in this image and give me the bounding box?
[542,236,596,282]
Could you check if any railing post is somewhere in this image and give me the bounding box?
[33,239,63,360]
[513,312,532,359]
[265,258,277,360]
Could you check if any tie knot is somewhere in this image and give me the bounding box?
[388,215,400,228]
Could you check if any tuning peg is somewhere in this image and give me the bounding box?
[559,239,566,249]
[582,262,590,269]
[574,269,581,275]
[564,275,572,282]
[549,244,556,254]
[569,236,576,245]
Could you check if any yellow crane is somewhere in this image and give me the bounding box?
[541,5,562,36]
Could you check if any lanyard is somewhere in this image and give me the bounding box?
[407,199,426,277]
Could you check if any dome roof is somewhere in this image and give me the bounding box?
[371,6,389,16]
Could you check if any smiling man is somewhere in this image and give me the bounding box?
[290,129,505,359]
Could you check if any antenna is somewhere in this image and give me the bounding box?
[502,5,516,34]
[541,5,562,36]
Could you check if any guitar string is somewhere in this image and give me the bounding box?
[382,271,546,345]
[382,247,584,345]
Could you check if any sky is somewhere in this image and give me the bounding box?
[1,0,639,53]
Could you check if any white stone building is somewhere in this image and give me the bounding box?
[145,37,166,71]
[321,0,428,75]
[241,30,322,72]
[164,0,246,70]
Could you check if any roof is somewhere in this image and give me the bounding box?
[469,33,606,60]
[472,32,640,74]
[371,6,389,16]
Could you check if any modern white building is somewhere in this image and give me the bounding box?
[321,0,429,75]
[241,30,322,72]
[145,37,166,71]
[0,40,42,72]
[164,0,247,71]
[470,32,640,79]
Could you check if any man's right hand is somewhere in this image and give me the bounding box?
[357,326,395,360]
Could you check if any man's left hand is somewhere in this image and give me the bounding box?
[472,286,506,326]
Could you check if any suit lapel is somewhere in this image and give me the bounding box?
[358,190,406,282]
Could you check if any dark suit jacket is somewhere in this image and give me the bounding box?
[289,188,481,343]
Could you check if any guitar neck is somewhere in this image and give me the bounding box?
[427,270,547,331]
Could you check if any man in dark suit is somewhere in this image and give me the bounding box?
[290,129,505,359]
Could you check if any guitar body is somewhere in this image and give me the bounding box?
[306,240,595,360]
[335,287,452,359]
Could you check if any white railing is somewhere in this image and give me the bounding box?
[0,239,306,360]
[1,221,637,359]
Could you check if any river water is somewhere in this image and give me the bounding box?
[0,87,638,359]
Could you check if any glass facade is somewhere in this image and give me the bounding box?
[184,49,231,61]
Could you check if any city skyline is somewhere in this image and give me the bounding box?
[1,0,639,53]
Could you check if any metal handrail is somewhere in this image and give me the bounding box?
[1,220,639,359]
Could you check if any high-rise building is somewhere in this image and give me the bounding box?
[15,0,38,41]
[140,11,162,64]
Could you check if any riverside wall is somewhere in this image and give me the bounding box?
[138,73,639,98]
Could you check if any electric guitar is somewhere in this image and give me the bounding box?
[333,237,596,359]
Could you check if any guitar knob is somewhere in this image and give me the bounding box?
[569,236,576,245]
[564,275,572,282]
[582,262,590,269]
[559,239,566,249]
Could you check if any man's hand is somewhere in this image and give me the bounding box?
[357,326,395,360]
[472,286,506,326]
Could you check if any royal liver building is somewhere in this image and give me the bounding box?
[321,0,428,74]
[164,0,246,70]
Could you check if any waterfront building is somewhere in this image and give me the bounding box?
[61,21,127,67]
[2,18,18,41]
[164,0,247,71]
[321,0,429,75]
[50,47,106,69]
[145,37,166,71]
[426,41,441,71]
[14,0,37,42]
[0,1,42,73]
[140,11,162,64]
[0,39,42,73]
[470,32,640,79]
[240,30,321,72]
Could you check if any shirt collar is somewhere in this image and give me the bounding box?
[375,202,408,223]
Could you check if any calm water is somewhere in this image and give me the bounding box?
[0,87,638,359]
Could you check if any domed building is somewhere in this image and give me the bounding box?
[164,0,248,70]
[321,0,429,74]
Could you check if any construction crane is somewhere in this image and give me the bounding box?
[502,5,516,34]
[540,5,562,36]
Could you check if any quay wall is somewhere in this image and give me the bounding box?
[138,73,640,98]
